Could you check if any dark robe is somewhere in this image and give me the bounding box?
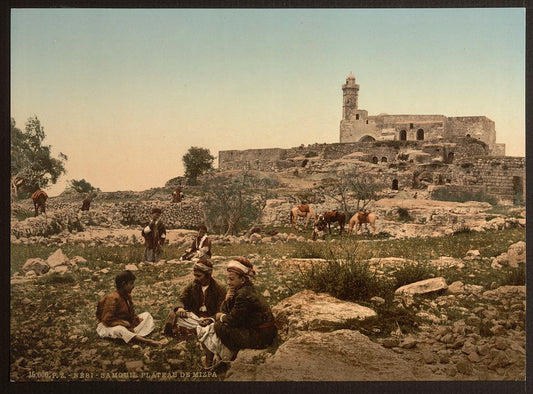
[141,219,166,249]
[175,278,226,318]
[214,281,277,351]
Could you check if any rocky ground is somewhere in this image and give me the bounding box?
[9,196,526,383]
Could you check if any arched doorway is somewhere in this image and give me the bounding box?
[392,179,399,190]
[372,156,378,164]
[513,176,523,204]
[447,152,454,164]
[399,130,407,141]
[360,135,376,142]
[416,129,424,140]
[381,157,388,163]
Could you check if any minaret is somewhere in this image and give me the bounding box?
[342,72,359,119]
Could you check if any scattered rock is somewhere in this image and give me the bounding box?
[272,290,376,341]
[22,258,50,276]
[47,249,70,268]
[395,277,448,296]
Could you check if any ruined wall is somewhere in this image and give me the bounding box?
[446,117,496,151]
[218,148,285,171]
[451,157,525,203]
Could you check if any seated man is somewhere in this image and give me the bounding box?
[181,224,212,261]
[162,259,226,337]
[96,270,164,346]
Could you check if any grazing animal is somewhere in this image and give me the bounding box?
[31,189,48,217]
[348,211,377,237]
[323,210,346,235]
[290,205,317,230]
[312,214,328,241]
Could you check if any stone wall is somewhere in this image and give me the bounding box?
[451,157,525,203]
[11,199,205,238]
[446,116,496,152]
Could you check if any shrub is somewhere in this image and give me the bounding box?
[37,273,76,284]
[397,207,412,222]
[297,259,394,303]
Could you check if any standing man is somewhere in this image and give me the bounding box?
[182,224,212,261]
[141,208,166,263]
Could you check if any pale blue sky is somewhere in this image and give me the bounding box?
[11,8,525,195]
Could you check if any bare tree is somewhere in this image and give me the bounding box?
[201,172,279,236]
[320,167,383,214]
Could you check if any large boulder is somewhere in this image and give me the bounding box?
[22,258,50,276]
[272,290,376,341]
[507,241,526,267]
[225,330,445,381]
[46,249,70,268]
[395,277,448,296]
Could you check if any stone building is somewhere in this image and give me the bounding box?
[339,73,506,155]
[217,73,524,204]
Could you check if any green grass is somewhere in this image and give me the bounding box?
[9,226,525,381]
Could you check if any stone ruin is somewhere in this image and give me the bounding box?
[218,74,525,205]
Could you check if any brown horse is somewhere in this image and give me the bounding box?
[290,205,317,230]
[323,210,346,235]
[31,189,48,217]
[348,211,377,237]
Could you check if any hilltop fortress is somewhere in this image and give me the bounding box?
[218,74,524,204]
[339,73,505,155]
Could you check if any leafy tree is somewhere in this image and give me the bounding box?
[201,172,279,236]
[68,179,100,194]
[11,116,67,199]
[182,147,215,185]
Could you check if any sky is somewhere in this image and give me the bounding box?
[10,8,526,196]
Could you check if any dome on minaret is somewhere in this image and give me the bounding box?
[347,72,355,80]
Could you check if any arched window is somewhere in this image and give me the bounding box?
[372,156,378,164]
[416,129,424,140]
[392,179,399,190]
[356,114,360,120]
[399,130,407,141]
[381,157,388,163]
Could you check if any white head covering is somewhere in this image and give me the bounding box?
[227,259,255,278]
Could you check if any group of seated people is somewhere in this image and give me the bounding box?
[96,257,277,370]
